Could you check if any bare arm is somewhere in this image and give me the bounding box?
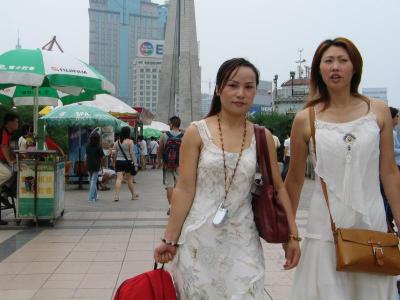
[157,136,164,166]
[129,141,136,163]
[163,125,202,242]
[374,100,400,229]
[284,110,310,213]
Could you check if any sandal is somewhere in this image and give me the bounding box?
[131,194,139,200]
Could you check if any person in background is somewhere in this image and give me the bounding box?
[157,116,184,215]
[281,133,290,179]
[45,136,65,157]
[98,168,115,191]
[86,131,104,204]
[113,126,139,201]
[18,124,33,150]
[149,136,159,169]
[138,135,147,170]
[269,128,281,150]
[0,113,19,220]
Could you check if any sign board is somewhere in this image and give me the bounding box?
[137,39,164,58]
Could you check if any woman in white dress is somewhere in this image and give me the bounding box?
[154,58,301,299]
[285,37,400,299]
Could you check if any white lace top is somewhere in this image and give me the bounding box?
[169,119,266,299]
[306,111,387,241]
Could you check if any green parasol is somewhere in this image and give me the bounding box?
[143,127,161,139]
[0,48,115,135]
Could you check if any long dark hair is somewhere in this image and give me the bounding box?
[206,58,260,117]
[89,131,100,147]
[305,37,367,110]
[119,126,131,143]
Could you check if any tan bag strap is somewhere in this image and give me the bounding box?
[309,107,337,233]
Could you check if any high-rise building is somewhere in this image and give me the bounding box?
[89,0,168,105]
[132,39,164,113]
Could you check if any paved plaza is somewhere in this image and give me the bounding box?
[0,168,314,300]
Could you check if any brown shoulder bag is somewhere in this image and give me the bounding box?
[309,107,400,275]
[251,125,289,243]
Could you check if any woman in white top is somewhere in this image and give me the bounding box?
[285,37,400,299]
[154,58,300,299]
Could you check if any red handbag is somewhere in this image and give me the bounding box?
[252,125,289,243]
[114,263,177,300]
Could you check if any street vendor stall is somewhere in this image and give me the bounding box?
[15,150,64,223]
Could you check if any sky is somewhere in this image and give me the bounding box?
[0,0,399,105]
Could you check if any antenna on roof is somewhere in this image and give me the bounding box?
[16,30,21,49]
[296,49,306,79]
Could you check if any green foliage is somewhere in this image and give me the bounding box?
[248,111,294,160]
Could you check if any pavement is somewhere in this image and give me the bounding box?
[0,167,315,300]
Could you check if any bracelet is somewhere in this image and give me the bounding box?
[288,234,302,242]
[161,238,179,247]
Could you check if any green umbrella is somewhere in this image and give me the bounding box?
[143,127,161,139]
[0,86,96,107]
[41,103,121,128]
[0,48,115,135]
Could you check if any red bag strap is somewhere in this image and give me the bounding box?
[309,107,337,233]
[254,125,273,186]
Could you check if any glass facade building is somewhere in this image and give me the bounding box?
[89,0,167,105]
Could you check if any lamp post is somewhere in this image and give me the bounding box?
[290,71,295,96]
[273,74,278,99]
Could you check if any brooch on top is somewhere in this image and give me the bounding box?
[343,133,357,151]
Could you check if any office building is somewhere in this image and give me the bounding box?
[89,0,168,105]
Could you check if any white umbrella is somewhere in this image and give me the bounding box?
[143,121,170,132]
[79,94,137,116]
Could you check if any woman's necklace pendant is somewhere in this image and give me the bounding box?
[212,201,228,227]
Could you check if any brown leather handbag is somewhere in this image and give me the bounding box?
[251,125,289,243]
[309,107,400,275]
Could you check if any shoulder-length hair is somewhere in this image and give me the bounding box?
[305,37,367,110]
[119,126,131,142]
[206,58,260,117]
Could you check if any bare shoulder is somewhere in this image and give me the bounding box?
[182,123,202,145]
[294,108,310,125]
[369,98,390,128]
[292,108,312,142]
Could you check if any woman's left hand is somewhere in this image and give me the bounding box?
[282,240,301,270]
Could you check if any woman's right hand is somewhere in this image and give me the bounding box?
[154,243,177,264]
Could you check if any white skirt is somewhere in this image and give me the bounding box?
[289,238,397,300]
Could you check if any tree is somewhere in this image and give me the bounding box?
[248,111,294,161]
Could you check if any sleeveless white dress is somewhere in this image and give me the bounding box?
[168,120,266,299]
[289,111,397,300]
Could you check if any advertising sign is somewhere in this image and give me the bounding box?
[137,40,164,58]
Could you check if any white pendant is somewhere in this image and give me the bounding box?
[212,202,228,227]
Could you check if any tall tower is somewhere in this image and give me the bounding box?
[157,0,202,128]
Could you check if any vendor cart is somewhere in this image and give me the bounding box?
[15,150,65,224]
